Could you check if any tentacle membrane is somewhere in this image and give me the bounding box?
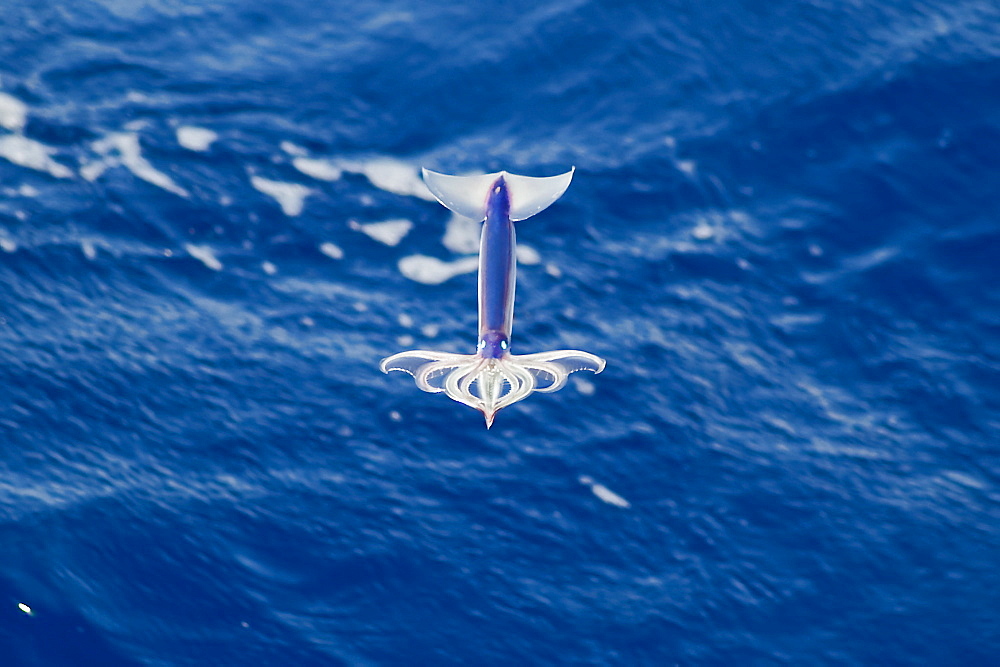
[380,349,605,428]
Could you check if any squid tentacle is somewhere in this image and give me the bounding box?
[381,348,604,426]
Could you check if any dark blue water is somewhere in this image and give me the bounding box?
[1,1,998,664]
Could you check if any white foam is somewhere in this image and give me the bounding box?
[573,377,596,396]
[942,470,986,490]
[592,484,630,508]
[262,261,277,275]
[0,237,16,252]
[516,244,541,265]
[18,184,39,197]
[250,176,310,216]
[79,160,107,181]
[319,242,344,259]
[176,126,217,151]
[338,157,435,200]
[0,135,73,178]
[349,218,412,247]
[81,240,97,260]
[579,476,630,508]
[0,92,27,132]
[398,254,478,285]
[90,133,188,196]
[280,141,308,157]
[288,153,435,198]
[692,223,714,240]
[185,243,222,271]
[292,157,342,181]
[365,11,414,30]
[442,212,481,254]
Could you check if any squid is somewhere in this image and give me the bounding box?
[380,168,605,428]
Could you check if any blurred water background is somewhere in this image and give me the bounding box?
[0,0,998,664]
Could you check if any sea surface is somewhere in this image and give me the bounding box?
[1,0,998,664]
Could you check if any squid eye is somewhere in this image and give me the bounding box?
[478,340,486,349]
[500,340,508,350]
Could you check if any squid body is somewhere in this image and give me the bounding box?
[380,167,605,428]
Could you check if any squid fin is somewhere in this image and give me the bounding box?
[421,168,575,222]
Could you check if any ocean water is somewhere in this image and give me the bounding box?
[1,0,998,664]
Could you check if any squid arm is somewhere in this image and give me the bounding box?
[380,349,605,428]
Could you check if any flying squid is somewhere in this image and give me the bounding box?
[380,168,605,428]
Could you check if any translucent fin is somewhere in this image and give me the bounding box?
[421,169,501,221]
[381,347,604,428]
[505,168,575,222]
[421,168,575,222]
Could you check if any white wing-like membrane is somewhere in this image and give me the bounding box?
[420,168,575,222]
[380,349,605,427]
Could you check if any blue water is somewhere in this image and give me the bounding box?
[1,0,998,664]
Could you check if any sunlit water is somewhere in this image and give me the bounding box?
[1,0,998,664]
